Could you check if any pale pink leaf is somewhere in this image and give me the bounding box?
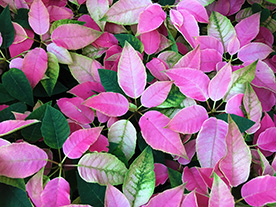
[173,46,201,69]
[22,47,48,88]
[51,24,102,50]
[208,62,232,101]
[238,42,273,62]
[41,177,70,207]
[200,49,222,72]
[257,127,276,152]
[235,13,260,47]
[177,0,209,23]
[139,110,187,158]
[63,127,103,159]
[209,173,235,207]
[154,163,168,187]
[28,0,50,35]
[225,93,244,117]
[47,43,73,64]
[195,36,224,55]
[0,119,39,136]
[96,111,110,123]
[146,58,169,81]
[57,97,95,125]
[83,92,129,117]
[180,191,198,207]
[0,138,10,148]
[104,0,152,25]
[118,41,146,98]
[196,117,228,168]
[170,9,183,27]
[26,169,44,207]
[141,81,173,108]
[241,175,276,206]
[12,22,27,44]
[227,35,240,55]
[140,30,160,55]
[166,105,208,134]
[257,149,275,176]
[88,134,109,153]
[137,3,166,34]
[9,57,24,70]
[165,68,210,101]
[219,115,252,187]
[0,142,47,178]
[145,185,184,207]
[87,0,109,30]
[105,184,131,207]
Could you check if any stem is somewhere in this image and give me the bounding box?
[58,148,62,163]
[206,100,211,111]
[0,50,9,63]
[48,168,60,178]
[47,159,60,165]
[215,100,225,110]
[60,155,67,165]
[212,101,217,110]
[63,164,78,168]
[235,197,244,204]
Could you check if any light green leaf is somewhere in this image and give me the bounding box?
[168,167,182,188]
[157,84,186,108]
[50,19,85,34]
[0,176,25,191]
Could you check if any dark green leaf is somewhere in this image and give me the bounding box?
[108,142,129,167]
[216,113,255,133]
[252,3,262,13]
[168,167,182,188]
[50,20,86,34]
[0,84,15,103]
[33,81,68,97]
[76,173,106,207]
[0,183,32,207]
[261,8,271,23]
[2,68,34,106]
[159,0,175,6]
[0,176,25,191]
[41,105,70,149]
[157,84,185,108]
[0,5,15,48]
[0,102,27,122]
[14,9,31,29]
[146,70,155,83]
[114,34,144,53]
[98,69,126,95]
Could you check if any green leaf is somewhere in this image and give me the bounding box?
[76,173,106,207]
[0,5,15,49]
[114,34,144,53]
[0,176,26,191]
[165,18,178,53]
[41,52,60,96]
[2,68,34,106]
[265,0,276,4]
[123,146,155,207]
[108,142,129,167]
[216,113,255,133]
[168,167,182,188]
[33,82,68,97]
[261,16,276,33]
[98,69,126,95]
[41,105,70,149]
[260,8,271,23]
[0,184,32,207]
[0,84,15,104]
[146,70,155,83]
[0,102,27,122]
[158,0,175,6]
[14,8,31,29]
[157,84,186,108]
[50,20,86,34]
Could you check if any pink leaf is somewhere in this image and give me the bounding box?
[195,36,224,55]
[141,81,173,108]
[227,35,240,55]
[93,32,118,48]
[165,68,209,101]
[173,46,201,70]
[63,127,103,159]
[41,177,70,207]
[200,49,222,72]
[28,0,49,35]
[196,117,228,168]
[82,92,129,117]
[0,119,39,136]
[180,191,198,207]
[86,0,109,30]
[22,47,48,88]
[255,27,274,48]
[209,173,235,207]
[137,3,166,34]
[177,140,196,166]
[146,58,169,81]
[47,6,73,22]
[9,57,24,70]
[0,142,47,178]
[88,134,109,153]
[257,149,275,176]
[0,33,2,46]
[253,86,276,112]
[257,127,276,152]
[57,97,95,125]
[105,184,130,207]
[166,105,208,134]
[241,175,276,206]
[78,14,101,31]
[235,13,260,47]
[208,62,232,101]
[154,163,168,187]
[96,111,110,123]
[51,24,102,50]
[12,22,27,44]
[238,42,273,62]
[118,41,146,98]
[47,43,73,64]
[145,185,184,207]
[0,138,10,148]
[225,93,245,117]
[254,112,275,144]
[140,30,160,55]
[139,110,187,158]
[26,169,44,207]
[219,115,251,187]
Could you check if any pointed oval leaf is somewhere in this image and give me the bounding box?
[140,30,160,55]
[195,36,223,55]
[28,0,50,35]
[0,119,39,137]
[0,142,47,178]
[154,163,169,187]
[41,177,70,207]
[257,127,276,152]
[123,146,155,207]
[146,58,169,81]
[238,42,273,62]
[141,81,173,108]
[51,24,102,50]
[118,41,146,98]
[83,92,129,117]
[174,46,201,69]
[26,169,44,207]
[181,191,198,207]
[139,110,187,158]
[63,127,103,159]
[166,68,210,101]
[166,105,208,134]
[105,184,131,207]
[12,22,27,44]
[108,120,137,160]
[87,0,109,30]
[0,5,15,49]
[225,94,244,117]
[78,152,128,185]
[47,43,73,64]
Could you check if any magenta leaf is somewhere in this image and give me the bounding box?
[166,105,208,134]
[241,175,276,206]
[51,24,102,50]
[238,42,273,62]
[225,94,244,117]
[41,177,71,207]
[181,191,198,207]
[105,184,131,207]
[154,163,169,187]
[195,36,223,55]
[257,149,275,176]
[22,47,48,88]
[88,134,109,153]
[0,142,47,178]
[257,127,276,152]
[165,68,210,101]
[146,58,169,81]
[63,127,103,159]
[86,0,109,30]
[0,138,10,148]
[173,46,201,70]
[139,110,187,158]
[140,30,160,55]
[227,35,240,55]
[0,119,39,137]
[12,22,27,44]
[177,140,196,165]
[83,92,129,117]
